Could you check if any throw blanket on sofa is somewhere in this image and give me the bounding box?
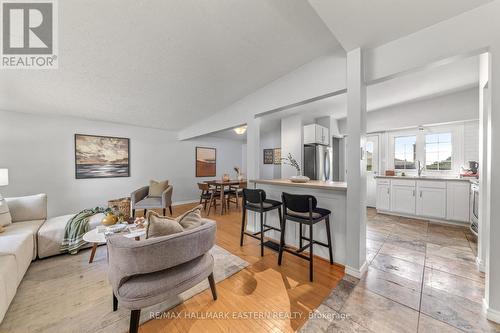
[60,207,110,254]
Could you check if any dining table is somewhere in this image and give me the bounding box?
[205,179,247,215]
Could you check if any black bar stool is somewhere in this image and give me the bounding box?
[278,192,334,282]
[240,188,283,256]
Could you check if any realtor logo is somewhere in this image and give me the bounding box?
[1,0,58,69]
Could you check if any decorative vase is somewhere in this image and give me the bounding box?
[222,174,230,182]
[289,175,310,183]
[101,212,118,226]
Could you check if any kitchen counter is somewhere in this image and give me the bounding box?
[375,175,476,182]
[248,178,348,266]
[250,179,347,191]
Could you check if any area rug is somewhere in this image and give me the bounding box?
[0,245,248,333]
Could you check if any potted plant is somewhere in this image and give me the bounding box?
[281,153,310,183]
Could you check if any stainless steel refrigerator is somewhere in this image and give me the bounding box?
[304,144,332,181]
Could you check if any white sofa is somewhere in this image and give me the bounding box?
[0,194,104,322]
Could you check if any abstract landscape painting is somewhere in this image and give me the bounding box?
[196,147,216,177]
[75,134,130,179]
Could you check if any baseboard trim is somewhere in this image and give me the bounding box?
[477,257,485,273]
[376,210,469,227]
[484,299,500,324]
[172,199,200,206]
[345,261,368,279]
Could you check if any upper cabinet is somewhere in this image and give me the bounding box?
[304,124,329,145]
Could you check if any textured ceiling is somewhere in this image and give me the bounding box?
[0,0,340,130]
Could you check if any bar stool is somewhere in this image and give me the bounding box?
[278,192,334,282]
[240,188,283,257]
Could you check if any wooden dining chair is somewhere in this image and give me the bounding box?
[204,184,225,217]
[197,183,212,211]
[227,182,247,210]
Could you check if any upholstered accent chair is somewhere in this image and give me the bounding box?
[107,219,217,333]
[131,185,173,217]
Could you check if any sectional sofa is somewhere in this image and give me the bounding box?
[0,194,104,323]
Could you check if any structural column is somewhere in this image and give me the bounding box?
[345,48,367,277]
[478,53,489,273]
[245,117,261,231]
[486,43,500,323]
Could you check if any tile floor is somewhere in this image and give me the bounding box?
[300,209,500,333]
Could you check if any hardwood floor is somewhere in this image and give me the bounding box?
[140,202,345,333]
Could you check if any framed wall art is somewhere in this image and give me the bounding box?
[196,147,216,177]
[75,134,130,179]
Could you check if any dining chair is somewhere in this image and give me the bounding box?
[226,182,246,210]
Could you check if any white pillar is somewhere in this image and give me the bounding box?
[345,48,368,277]
[478,53,489,273]
[486,43,500,323]
[246,117,261,181]
[281,115,303,178]
[246,117,261,232]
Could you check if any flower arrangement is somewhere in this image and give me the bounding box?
[234,166,244,181]
[281,153,301,175]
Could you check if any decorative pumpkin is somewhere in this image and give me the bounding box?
[101,212,118,226]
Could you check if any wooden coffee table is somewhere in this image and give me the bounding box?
[82,228,146,263]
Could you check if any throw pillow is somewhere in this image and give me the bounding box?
[0,198,12,227]
[148,180,169,197]
[146,211,183,238]
[177,204,204,230]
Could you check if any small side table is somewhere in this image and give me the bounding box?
[82,229,106,264]
[82,228,146,263]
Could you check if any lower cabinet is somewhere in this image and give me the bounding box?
[416,183,447,219]
[376,178,471,223]
[376,182,391,211]
[391,184,416,215]
[446,182,470,222]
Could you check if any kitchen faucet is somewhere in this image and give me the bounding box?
[417,160,425,177]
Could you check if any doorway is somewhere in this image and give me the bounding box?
[366,135,380,207]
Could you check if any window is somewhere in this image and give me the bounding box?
[425,133,452,170]
[366,142,373,171]
[394,136,416,170]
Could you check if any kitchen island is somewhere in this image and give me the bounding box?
[249,179,348,266]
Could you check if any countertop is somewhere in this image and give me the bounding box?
[375,175,477,182]
[250,179,347,191]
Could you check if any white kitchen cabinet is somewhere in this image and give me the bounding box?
[417,181,447,219]
[391,180,416,215]
[446,181,470,222]
[376,180,391,211]
[376,177,472,224]
[304,124,329,145]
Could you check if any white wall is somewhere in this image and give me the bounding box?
[338,88,479,133]
[259,125,281,180]
[0,110,243,217]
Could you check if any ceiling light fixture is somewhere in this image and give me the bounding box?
[234,126,247,135]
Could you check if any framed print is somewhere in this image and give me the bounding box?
[196,147,216,177]
[273,148,281,165]
[263,149,274,164]
[75,134,130,179]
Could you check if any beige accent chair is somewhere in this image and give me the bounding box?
[131,185,173,218]
[107,219,217,333]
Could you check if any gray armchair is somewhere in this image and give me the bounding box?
[131,185,173,217]
[107,219,217,333]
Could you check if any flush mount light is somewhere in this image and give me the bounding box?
[234,126,247,135]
